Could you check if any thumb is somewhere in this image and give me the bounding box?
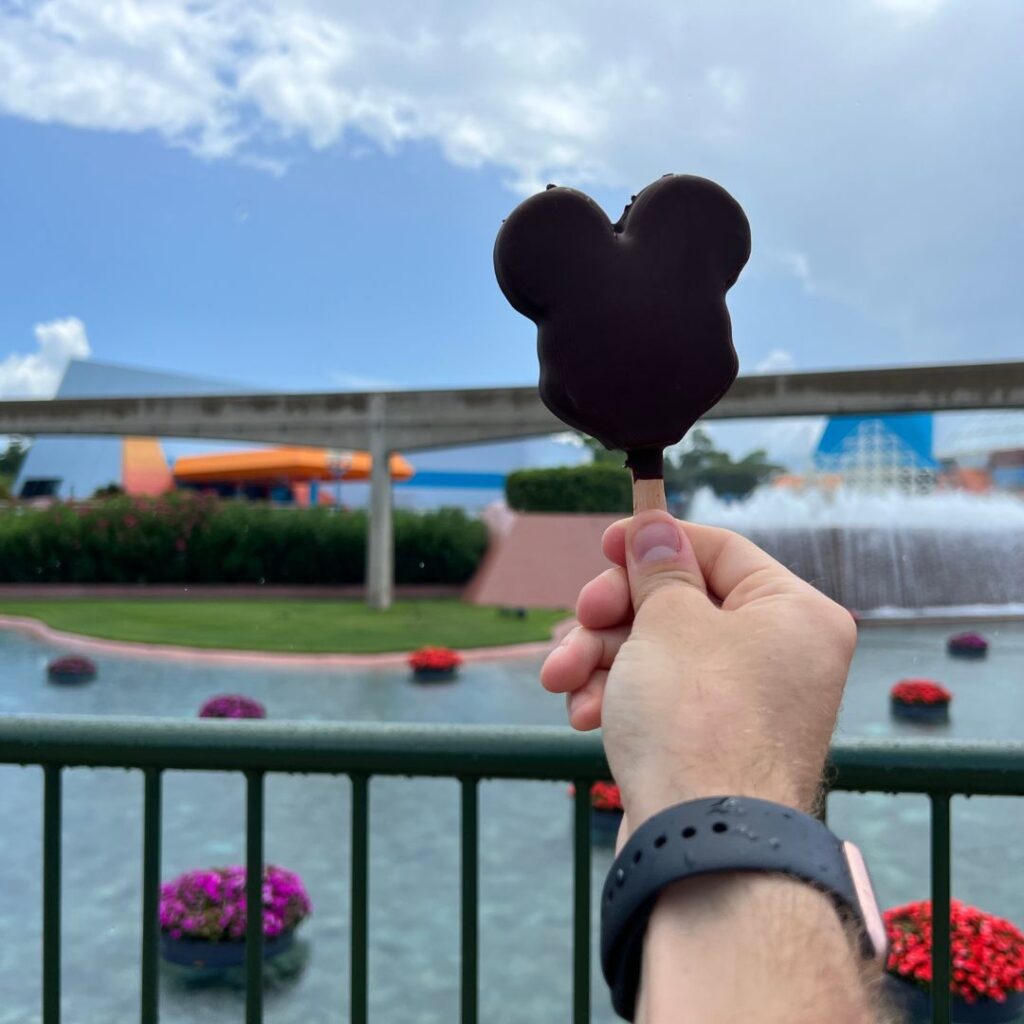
[625,511,708,612]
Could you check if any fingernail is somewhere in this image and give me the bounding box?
[631,521,682,565]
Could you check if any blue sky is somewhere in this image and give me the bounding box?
[1,113,895,395]
[0,0,1022,461]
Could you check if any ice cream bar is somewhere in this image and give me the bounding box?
[493,174,750,493]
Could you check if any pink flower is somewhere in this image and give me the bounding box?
[159,865,311,942]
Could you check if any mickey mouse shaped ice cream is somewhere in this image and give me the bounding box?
[494,174,750,510]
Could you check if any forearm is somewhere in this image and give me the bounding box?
[637,873,886,1024]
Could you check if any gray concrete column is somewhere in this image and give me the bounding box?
[366,396,393,610]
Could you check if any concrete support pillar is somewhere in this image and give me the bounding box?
[366,396,393,610]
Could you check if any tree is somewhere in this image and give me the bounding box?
[92,483,125,500]
[578,433,626,467]
[665,429,783,500]
[0,438,28,479]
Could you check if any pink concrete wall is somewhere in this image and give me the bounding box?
[465,512,619,609]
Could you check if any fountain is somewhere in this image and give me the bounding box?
[688,487,1024,612]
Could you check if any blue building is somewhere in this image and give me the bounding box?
[813,414,937,492]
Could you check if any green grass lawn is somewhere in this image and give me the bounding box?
[0,599,567,654]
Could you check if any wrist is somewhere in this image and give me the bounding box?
[621,775,814,835]
[639,873,874,1023]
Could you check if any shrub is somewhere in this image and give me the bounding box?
[0,495,487,584]
[505,464,631,513]
[394,507,487,584]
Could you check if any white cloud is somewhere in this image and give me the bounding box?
[700,418,827,473]
[0,2,1022,360]
[0,318,91,398]
[755,349,797,374]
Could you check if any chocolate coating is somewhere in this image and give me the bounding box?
[493,174,750,478]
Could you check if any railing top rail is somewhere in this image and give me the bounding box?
[2,715,1024,795]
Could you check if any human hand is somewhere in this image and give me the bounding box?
[540,511,857,829]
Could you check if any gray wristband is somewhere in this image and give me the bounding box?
[600,795,883,1021]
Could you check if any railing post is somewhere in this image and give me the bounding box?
[460,778,479,1024]
[245,771,265,1024]
[42,765,62,1024]
[572,780,592,1024]
[350,774,369,1024]
[930,794,952,1024]
[140,769,162,1024]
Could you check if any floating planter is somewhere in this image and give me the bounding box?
[46,656,97,684]
[589,781,624,843]
[948,632,989,659]
[884,899,1024,1022]
[408,647,462,682]
[890,679,952,723]
[159,865,311,970]
[199,694,266,719]
[569,781,624,845]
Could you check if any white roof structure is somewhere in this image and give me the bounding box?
[15,360,237,500]
[936,411,1024,459]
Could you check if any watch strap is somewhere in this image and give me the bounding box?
[600,796,866,1020]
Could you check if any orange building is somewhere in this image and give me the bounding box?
[172,446,414,504]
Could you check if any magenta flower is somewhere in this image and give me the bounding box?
[198,694,266,719]
[159,865,311,942]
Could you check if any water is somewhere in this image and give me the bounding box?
[690,487,1024,609]
[0,621,1022,1023]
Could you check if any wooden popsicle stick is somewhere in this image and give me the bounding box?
[632,477,667,514]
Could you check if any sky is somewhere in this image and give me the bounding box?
[0,0,1022,463]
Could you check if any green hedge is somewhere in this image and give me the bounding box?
[505,464,631,513]
[0,494,487,584]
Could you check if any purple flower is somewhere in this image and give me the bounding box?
[198,695,266,720]
[159,865,311,942]
[949,632,987,649]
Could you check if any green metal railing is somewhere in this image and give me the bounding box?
[3,715,1024,1024]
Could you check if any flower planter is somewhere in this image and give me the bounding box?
[884,975,1024,1023]
[885,900,1024,1023]
[891,698,950,723]
[408,647,462,680]
[160,929,295,969]
[591,808,624,844]
[199,694,266,719]
[412,666,458,683]
[160,865,311,977]
[947,633,989,659]
[46,657,97,684]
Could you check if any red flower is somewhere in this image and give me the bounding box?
[589,781,623,811]
[885,900,1024,1001]
[891,679,953,706]
[408,647,463,671]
